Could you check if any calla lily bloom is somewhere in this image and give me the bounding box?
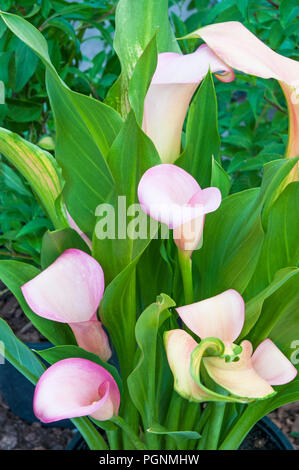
[34,358,120,423]
[143,45,234,163]
[21,249,111,361]
[185,21,299,180]
[138,164,221,253]
[165,290,297,402]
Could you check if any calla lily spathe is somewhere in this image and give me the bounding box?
[165,290,297,402]
[186,21,299,180]
[21,249,111,361]
[143,45,234,163]
[138,164,221,253]
[34,358,120,423]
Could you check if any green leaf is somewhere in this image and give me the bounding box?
[9,37,38,92]
[245,182,299,298]
[257,157,299,229]
[0,11,123,235]
[93,111,160,284]
[128,294,175,426]
[0,260,75,346]
[242,268,299,338]
[128,33,158,124]
[35,345,122,394]
[280,0,299,28]
[247,270,299,350]
[41,228,91,269]
[0,318,45,384]
[0,127,66,229]
[211,157,231,198]
[193,188,264,298]
[110,0,180,117]
[148,421,201,445]
[177,71,220,188]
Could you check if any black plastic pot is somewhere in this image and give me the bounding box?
[0,342,73,428]
[66,416,293,450]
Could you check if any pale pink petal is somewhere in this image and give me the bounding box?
[22,249,104,323]
[66,209,92,250]
[204,340,275,399]
[69,320,112,362]
[138,164,221,231]
[138,164,202,228]
[33,358,120,423]
[176,290,245,342]
[280,82,299,180]
[190,187,222,214]
[252,339,297,386]
[165,329,210,401]
[143,45,234,163]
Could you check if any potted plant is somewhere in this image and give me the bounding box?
[0,0,298,451]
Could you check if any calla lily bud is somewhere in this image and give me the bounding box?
[138,164,221,255]
[165,290,297,402]
[34,358,120,423]
[21,249,112,361]
[143,45,234,163]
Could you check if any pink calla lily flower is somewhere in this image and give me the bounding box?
[143,44,234,163]
[138,164,221,253]
[34,358,120,423]
[165,290,297,402]
[21,249,111,361]
[186,21,299,180]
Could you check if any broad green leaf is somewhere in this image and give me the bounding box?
[177,71,220,188]
[257,157,299,229]
[128,33,158,124]
[128,294,175,426]
[193,188,264,298]
[242,267,299,338]
[0,11,123,235]
[100,259,138,381]
[9,36,38,92]
[245,182,299,298]
[41,228,91,269]
[211,157,231,198]
[35,345,122,394]
[247,271,299,350]
[93,111,160,284]
[0,260,75,346]
[0,318,45,384]
[109,0,180,117]
[0,127,66,229]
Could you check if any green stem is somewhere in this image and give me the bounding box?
[205,402,226,450]
[71,417,108,450]
[165,391,184,450]
[219,405,255,450]
[178,249,193,304]
[111,416,147,450]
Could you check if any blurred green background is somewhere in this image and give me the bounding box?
[0,0,297,262]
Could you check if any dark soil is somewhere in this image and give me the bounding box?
[0,283,298,450]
